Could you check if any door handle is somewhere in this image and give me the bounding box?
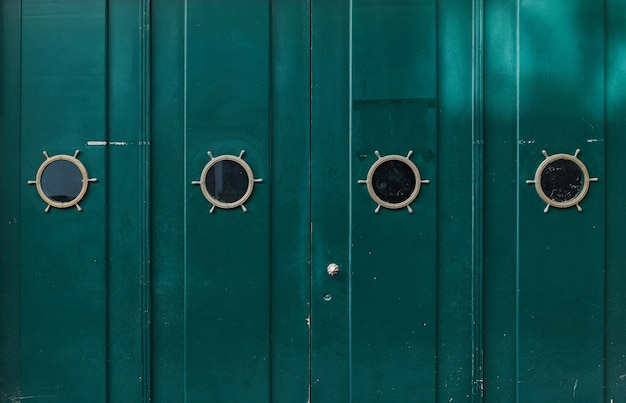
[326,263,340,276]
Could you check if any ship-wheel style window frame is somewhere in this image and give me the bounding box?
[27,150,97,212]
[526,149,598,213]
[192,150,263,213]
[358,150,430,214]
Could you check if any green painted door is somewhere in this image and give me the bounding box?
[2,1,626,403]
[309,1,464,401]
[483,1,626,402]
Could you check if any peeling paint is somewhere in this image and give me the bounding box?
[87,140,148,146]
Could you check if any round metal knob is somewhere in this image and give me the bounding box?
[326,263,339,276]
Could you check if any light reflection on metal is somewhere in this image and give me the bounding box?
[326,263,340,276]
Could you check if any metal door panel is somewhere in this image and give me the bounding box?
[0,0,22,397]
[517,2,606,400]
[483,1,626,402]
[150,0,311,401]
[350,0,438,399]
[309,0,351,398]
[150,1,187,400]
[605,1,626,401]
[517,10,606,391]
[3,1,626,402]
[435,0,477,401]
[483,0,519,399]
[16,0,108,400]
[186,2,272,400]
[266,0,313,400]
[106,0,151,399]
[1,1,151,401]
[21,0,108,398]
[311,0,444,400]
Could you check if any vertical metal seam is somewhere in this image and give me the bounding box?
[267,0,274,400]
[347,0,353,402]
[514,1,521,401]
[18,0,24,394]
[183,0,188,400]
[104,0,111,400]
[308,1,313,402]
[140,0,152,401]
[471,0,485,400]
[602,1,608,401]
[433,1,440,401]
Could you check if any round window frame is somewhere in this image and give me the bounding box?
[532,152,592,210]
[33,153,91,210]
[365,154,424,210]
[197,154,256,210]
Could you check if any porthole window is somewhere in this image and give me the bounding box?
[28,150,97,212]
[358,150,430,213]
[526,149,598,213]
[205,159,250,204]
[192,150,263,213]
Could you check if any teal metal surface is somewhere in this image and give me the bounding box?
[106,0,151,400]
[152,0,311,400]
[483,0,519,400]
[483,1,620,402]
[517,2,605,401]
[605,1,626,402]
[436,0,476,401]
[184,1,272,400]
[2,1,626,402]
[20,0,108,401]
[268,0,312,400]
[1,1,151,401]
[310,0,351,399]
[151,0,186,400]
[350,0,438,400]
[0,0,22,399]
[312,0,441,401]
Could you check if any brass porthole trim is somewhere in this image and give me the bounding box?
[27,150,97,212]
[358,150,430,214]
[526,149,598,213]
[192,150,263,213]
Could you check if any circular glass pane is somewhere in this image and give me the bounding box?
[371,159,417,204]
[205,159,250,204]
[540,159,583,202]
[40,159,84,203]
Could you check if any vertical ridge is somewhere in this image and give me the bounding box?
[182,1,188,401]
[308,2,313,401]
[267,1,274,400]
[347,0,353,401]
[471,0,485,400]
[103,0,111,400]
[514,1,521,401]
[140,0,152,400]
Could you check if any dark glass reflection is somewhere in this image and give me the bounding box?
[371,160,416,204]
[540,159,583,202]
[40,160,83,202]
[205,160,249,203]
